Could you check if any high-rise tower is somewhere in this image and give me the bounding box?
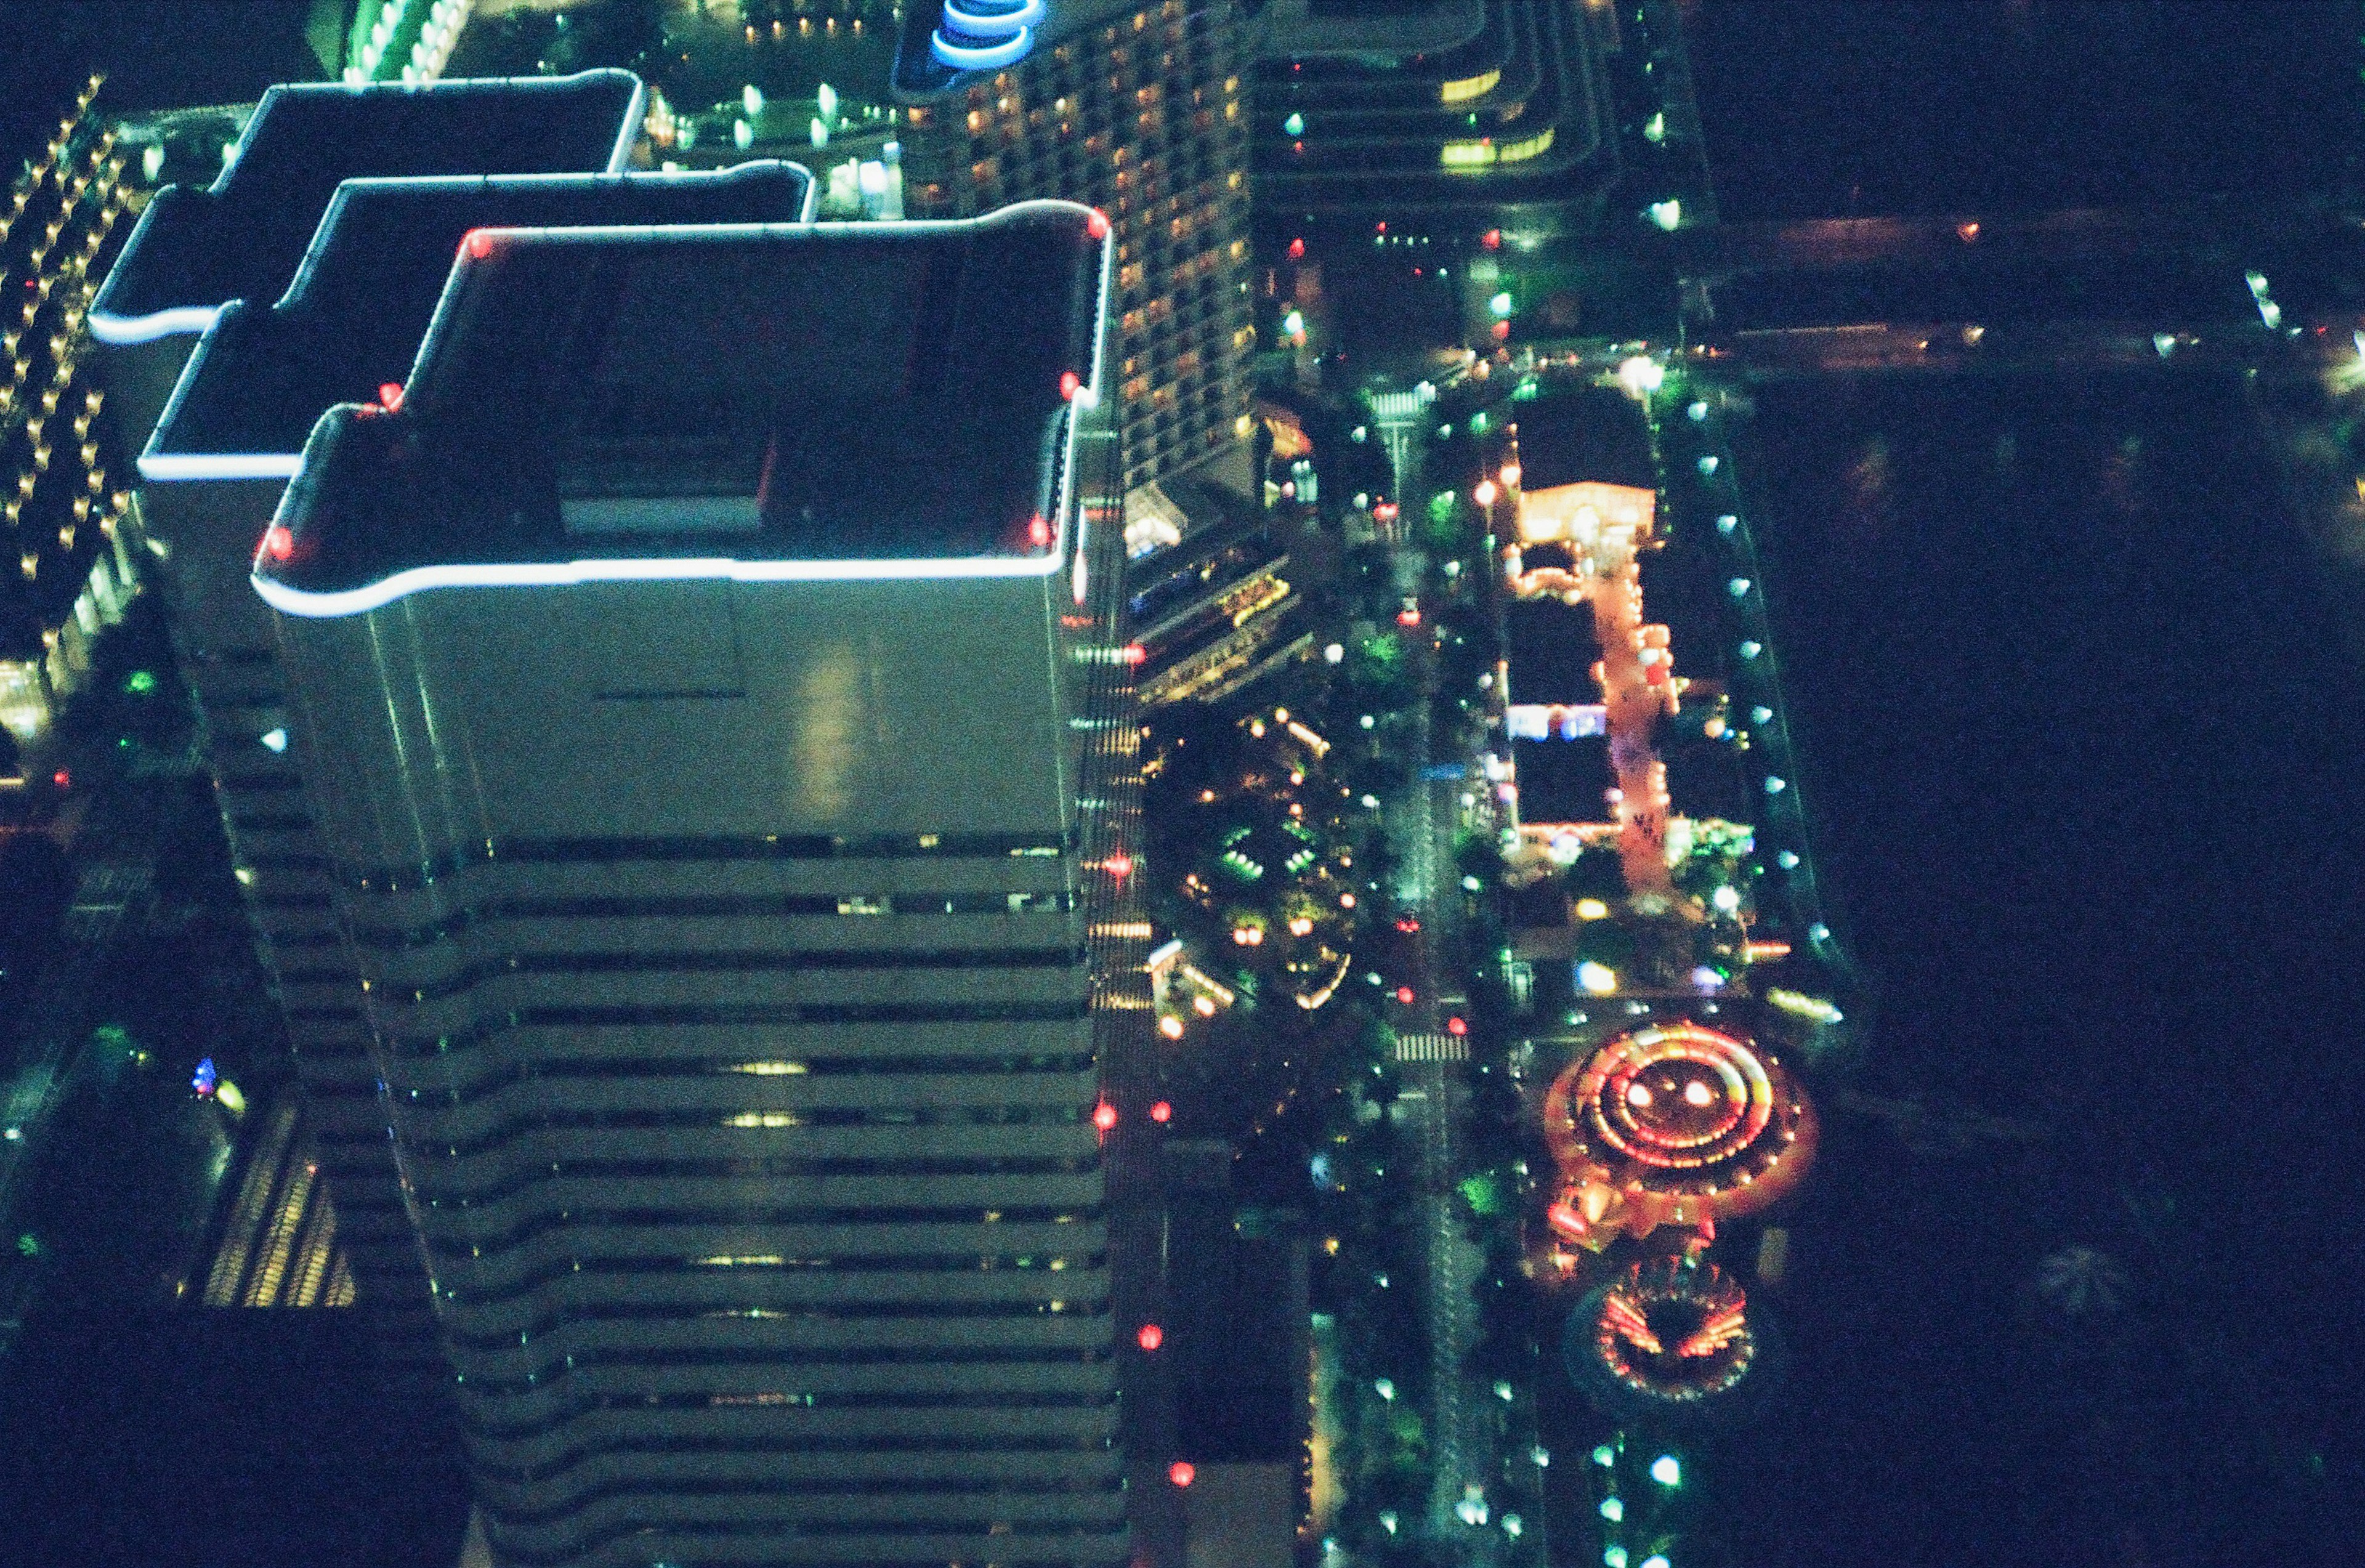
[253,205,1137,1568]
[892,1,1255,504]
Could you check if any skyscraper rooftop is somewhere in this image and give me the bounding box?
[89,70,645,458]
[257,203,1109,612]
[91,69,644,346]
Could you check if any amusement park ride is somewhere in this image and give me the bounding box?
[1498,424,1824,1421]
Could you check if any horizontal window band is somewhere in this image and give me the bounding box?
[214,771,305,790]
[345,832,1080,892]
[382,1000,1090,1057]
[265,931,347,949]
[479,1472,1122,1532]
[455,1338,1115,1384]
[400,1054,1098,1096]
[482,1511,1127,1568]
[441,1288,1112,1327]
[426,1203,1104,1264]
[347,891,1079,951]
[462,1384,1123,1445]
[410,1155,1101,1208]
[366,946,1087,1004]
[401,1105,1091,1162]
[230,814,315,832]
[469,1428,1114,1487]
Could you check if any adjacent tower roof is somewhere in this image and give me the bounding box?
[140,161,814,482]
[91,68,645,346]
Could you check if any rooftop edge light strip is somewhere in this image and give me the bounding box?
[87,71,646,347]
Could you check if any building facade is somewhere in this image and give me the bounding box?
[1250,0,1624,241]
[893,0,1255,501]
[254,207,1140,1568]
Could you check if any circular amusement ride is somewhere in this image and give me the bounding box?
[1540,1019,1816,1417]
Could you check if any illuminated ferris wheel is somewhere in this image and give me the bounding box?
[1566,1256,1776,1418]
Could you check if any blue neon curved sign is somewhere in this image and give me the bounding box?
[932,0,1046,70]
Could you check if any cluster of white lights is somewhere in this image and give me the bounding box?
[347,0,473,86]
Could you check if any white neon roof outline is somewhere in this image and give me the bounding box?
[134,161,815,485]
[932,25,1033,70]
[89,69,646,348]
[254,200,1112,619]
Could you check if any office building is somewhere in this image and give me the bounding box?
[1251,0,1623,240]
[253,204,1138,1567]
[0,74,139,756]
[892,0,1255,503]
[126,152,810,1354]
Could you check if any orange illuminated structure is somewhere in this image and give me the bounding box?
[1570,1257,1761,1410]
[1540,1021,1816,1248]
[1502,469,1677,895]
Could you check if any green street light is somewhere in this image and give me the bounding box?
[1489,291,1514,318]
[1651,1454,1681,1486]
[1284,111,1304,137]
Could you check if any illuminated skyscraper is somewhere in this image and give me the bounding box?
[892,1,1255,503]
[252,205,1138,1568]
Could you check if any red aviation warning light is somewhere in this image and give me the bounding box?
[1169,1462,1195,1487]
[1149,1099,1173,1123]
[260,523,294,562]
[1136,1323,1164,1351]
[1086,208,1110,240]
[1027,513,1050,547]
[463,228,495,260]
[376,382,404,413]
[1061,370,1082,401]
[1092,1102,1119,1133]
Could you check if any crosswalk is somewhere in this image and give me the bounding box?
[1393,1032,1470,1064]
